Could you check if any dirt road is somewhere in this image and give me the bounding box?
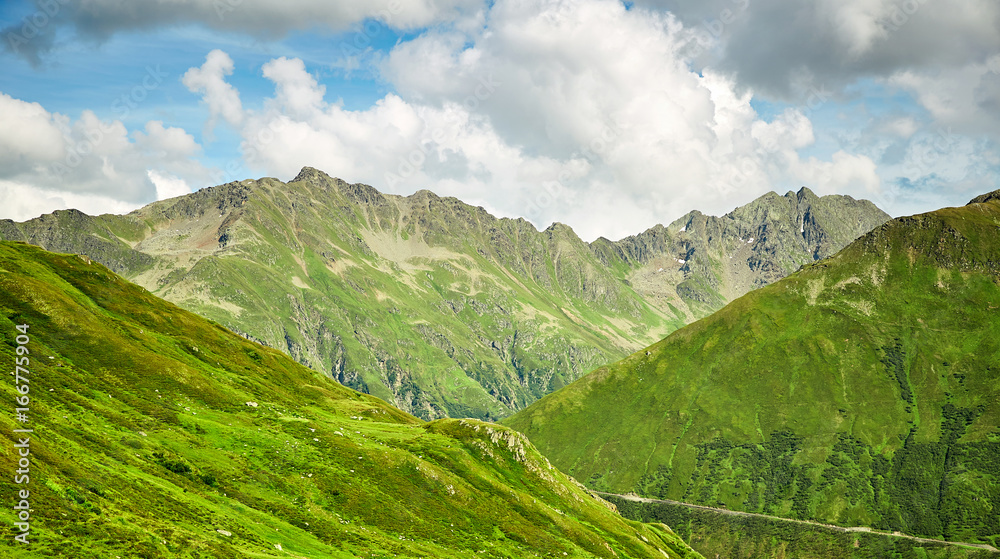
[592,491,999,554]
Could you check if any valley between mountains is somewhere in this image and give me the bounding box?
[0,241,701,558]
[2,169,998,558]
[0,167,888,421]
[505,190,1000,550]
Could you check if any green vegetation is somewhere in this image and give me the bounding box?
[0,171,887,420]
[505,192,1000,546]
[607,496,996,559]
[0,241,701,558]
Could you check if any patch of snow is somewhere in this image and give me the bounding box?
[680,225,686,232]
[748,238,754,243]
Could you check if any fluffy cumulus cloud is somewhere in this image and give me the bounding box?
[0,92,206,220]
[184,0,885,240]
[5,0,995,234]
[181,49,245,134]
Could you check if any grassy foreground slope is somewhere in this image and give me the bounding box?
[506,192,1000,547]
[0,241,701,558]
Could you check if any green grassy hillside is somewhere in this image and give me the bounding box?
[0,170,887,421]
[608,496,996,559]
[505,192,1000,547]
[0,241,701,558]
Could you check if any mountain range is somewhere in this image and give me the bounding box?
[0,168,889,420]
[505,191,1000,548]
[0,240,702,558]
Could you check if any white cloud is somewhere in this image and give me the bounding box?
[135,121,202,158]
[148,170,193,201]
[173,0,900,240]
[182,50,245,134]
[0,180,141,221]
[0,93,67,174]
[877,116,919,139]
[377,0,887,236]
[793,150,881,199]
[0,91,210,220]
[888,61,1000,137]
[10,0,991,234]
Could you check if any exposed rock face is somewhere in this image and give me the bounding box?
[1,168,889,419]
[969,188,1000,205]
[592,187,890,319]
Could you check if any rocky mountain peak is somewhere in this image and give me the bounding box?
[0,169,893,421]
[968,189,1000,205]
[795,186,818,201]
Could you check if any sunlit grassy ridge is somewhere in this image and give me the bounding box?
[0,241,701,558]
[505,193,1000,548]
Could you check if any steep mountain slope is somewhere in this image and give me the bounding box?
[505,192,1000,547]
[0,241,702,559]
[592,187,890,319]
[0,169,888,420]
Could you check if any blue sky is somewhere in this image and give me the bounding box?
[1,0,998,240]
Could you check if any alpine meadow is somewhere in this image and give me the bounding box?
[0,168,887,420]
[0,240,702,558]
[2,0,1000,557]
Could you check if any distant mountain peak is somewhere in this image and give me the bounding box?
[0,169,892,421]
[968,189,1000,205]
[291,165,334,183]
[795,185,818,200]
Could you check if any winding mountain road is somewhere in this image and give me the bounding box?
[592,491,999,554]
